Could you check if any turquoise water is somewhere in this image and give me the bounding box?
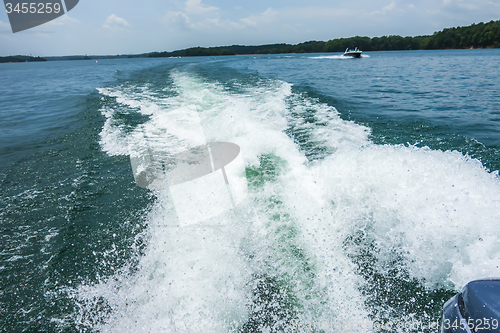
[1,50,500,332]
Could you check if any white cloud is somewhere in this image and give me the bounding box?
[46,14,81,26]
[185,0,218,15]
[161,11,191,30]
[367,1,408,16]
[103,14,132,32]
[383,1,397,12]
[161,0,244,32]
[239,6,359,31]
[0,20,11,31]
[240,8,278,28]
[192,18,244,30]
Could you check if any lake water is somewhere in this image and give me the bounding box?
[1,49,500,332]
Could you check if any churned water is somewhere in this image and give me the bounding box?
[1,49,500,332]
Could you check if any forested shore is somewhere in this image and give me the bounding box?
[150,19,500,57]
[0,56,47,63]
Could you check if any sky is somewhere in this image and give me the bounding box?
[1,0,500,56]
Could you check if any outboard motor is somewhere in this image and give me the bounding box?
[442,279,500,333]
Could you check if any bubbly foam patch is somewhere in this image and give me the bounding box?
[287,144,500,286]
[73,196,250,332]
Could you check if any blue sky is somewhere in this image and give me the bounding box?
[1,0,499,56]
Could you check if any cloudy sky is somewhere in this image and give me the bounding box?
[1,0,499,56]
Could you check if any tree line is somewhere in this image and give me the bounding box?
[149,19,500,57]
[150,46,235,57]
[0,55,47,63]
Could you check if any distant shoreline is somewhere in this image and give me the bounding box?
[2,19,499,61]
[0,55,47,63]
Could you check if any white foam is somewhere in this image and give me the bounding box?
[74,208,251,332]
[301,144,500,288]
[309,54,370,59]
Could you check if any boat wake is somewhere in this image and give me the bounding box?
[61,66,500,332]
[309,54,370,59]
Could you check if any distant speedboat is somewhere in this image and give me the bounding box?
[344,47,362,58]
